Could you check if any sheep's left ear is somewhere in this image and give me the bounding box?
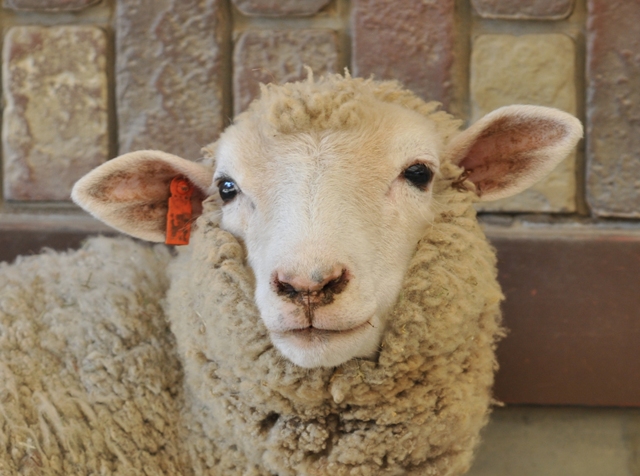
[443,105,583,201]
[72,150,213,242]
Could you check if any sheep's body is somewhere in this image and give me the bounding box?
[0,238,189,474]
[0,161,501,475]
[1,74,582,475]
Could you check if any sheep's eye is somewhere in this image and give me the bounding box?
[403,163,433,190]
[218,180,239,203]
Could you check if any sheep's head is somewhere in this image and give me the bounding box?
[73,75,582,369]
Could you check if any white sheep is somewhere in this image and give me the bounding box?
[0,74,582,475]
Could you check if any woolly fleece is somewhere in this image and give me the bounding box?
[0,76,504,475]
[0,238,186,474]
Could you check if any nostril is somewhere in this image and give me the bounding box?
[322,269,349,295]
[275,279,298,298]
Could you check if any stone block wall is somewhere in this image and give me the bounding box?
[0,0,633,229]
[0,0,637,224]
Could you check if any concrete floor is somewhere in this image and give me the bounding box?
[467,406,640,476]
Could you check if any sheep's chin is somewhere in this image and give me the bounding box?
[270,320,382,368]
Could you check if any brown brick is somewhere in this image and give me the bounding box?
[586,0,640,218]
[233,29,340,115]
[351,0,454,109]
[232,0,331,16]
[2,26,108,201]
[471,0,575,20]
[471,34,577,213]
[116,0,230,159]
[3,0,100,10]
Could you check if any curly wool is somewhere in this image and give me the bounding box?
[201,73,463,166]
[253,72,461,139]
[0,75,504,475]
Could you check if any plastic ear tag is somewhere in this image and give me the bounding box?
[166,176,194,246]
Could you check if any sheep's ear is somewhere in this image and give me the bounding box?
[72,150,213,242]
[443,105,583,201]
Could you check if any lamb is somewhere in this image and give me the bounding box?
[0,73,582,475]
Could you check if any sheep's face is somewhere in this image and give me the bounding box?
[214,101,443,367]
[72,76,582,370]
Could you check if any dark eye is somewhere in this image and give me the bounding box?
[403,163,433,190]
[218,179,239,203]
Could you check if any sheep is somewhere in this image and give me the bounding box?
[0,73,582,475]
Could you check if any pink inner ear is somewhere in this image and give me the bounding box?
[110,174,169,202]
[89,161,178,204]
[459,117,566,197]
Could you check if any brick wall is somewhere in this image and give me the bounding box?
[0,0,638,406]
[0,0,638,223]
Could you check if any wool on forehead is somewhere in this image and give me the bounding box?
[236,73,462,142]
[201,74,463,170]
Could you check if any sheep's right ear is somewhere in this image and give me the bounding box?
[443,105,583,201]
[72,150,213,242]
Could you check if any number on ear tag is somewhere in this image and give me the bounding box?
[166,176,194,245]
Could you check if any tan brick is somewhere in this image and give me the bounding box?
[471,0,575,20]
[233,29,340,115]
[586,0,640,218]
[232,0,331,16]
[471,34,577,212]
[3,0,100,10]
[352,0,455,109]
[2,26,108,201]
[116,0,230,159]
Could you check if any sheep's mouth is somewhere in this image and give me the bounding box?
[277,320,372,338]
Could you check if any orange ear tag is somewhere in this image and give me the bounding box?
[166,176,194,245]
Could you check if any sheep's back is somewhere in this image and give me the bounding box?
[0,237,187,475]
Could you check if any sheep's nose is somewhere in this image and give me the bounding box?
[274,266,349,302]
